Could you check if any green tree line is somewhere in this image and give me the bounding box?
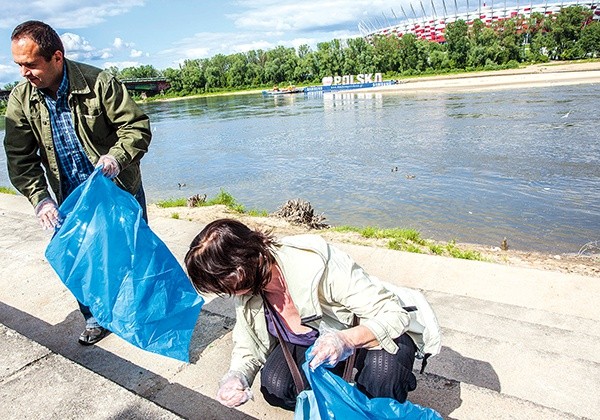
[2,5,599,101]
[109,5,599,97]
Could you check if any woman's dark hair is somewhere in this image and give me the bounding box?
[184,219,278,296]
[11,20,64,61]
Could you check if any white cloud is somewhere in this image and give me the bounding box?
[60,32,109,61]
[61,32,94,52]
[103,60,141,70]
[0,62,20,87]
[0,1,146,29]
[130,49,143,58]
[114,37,135,49]
[229,0,403,32]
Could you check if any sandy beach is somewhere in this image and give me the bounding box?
[354,61,600,94]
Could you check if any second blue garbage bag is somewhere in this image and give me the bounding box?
[45,168,204,362]
[296,348,443,419]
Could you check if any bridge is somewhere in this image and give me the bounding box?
[0,89,11,100]
[0,78,171,101]
[120,77,171,97]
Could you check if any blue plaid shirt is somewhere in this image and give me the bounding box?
[42,65,95,198]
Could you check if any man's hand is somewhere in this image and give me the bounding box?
[216,371,253,407]
[96,154,120,179]
[35,198,61,230]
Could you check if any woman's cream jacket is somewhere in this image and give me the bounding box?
[230,234,413,385]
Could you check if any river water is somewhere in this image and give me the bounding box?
[1,84,599,254]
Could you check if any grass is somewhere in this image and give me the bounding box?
[330,225,484,261]
[156,192,484,261]
[155,189,267,216]
[0,186,16,195]
[156,197,187,207]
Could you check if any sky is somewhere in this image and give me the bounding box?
[0,0,413,86]
[0,0,511,87]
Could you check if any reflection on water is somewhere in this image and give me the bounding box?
[1,84,599,253]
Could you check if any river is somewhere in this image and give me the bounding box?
[1,84,599,254]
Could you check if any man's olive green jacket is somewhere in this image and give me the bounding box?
[4,58,151,208]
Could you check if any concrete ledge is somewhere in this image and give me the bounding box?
[1,193,598,419]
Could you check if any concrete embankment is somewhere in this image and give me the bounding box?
[1,193,598,419]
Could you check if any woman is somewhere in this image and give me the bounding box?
[185,218,418,409]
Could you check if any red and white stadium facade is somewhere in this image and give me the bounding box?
[360,1,600,43]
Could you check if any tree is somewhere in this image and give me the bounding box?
[468,25,501,67]
[314,40,345,78]
[578,21,600,57]
[371,35,401,73]
[226,53,249,88]
[162,67,184,93]
[497,19,523,63]
[445,20,470,68]
[178,59,206,94]
[264,46,298,85]
[343,37,375,75]
[398,34,420,72]
[428,42,449,70]
[294,44,317,82]
[3,81,19,90]
[120,64,161,79]
[204,54,229,90]
[551,5,592,59]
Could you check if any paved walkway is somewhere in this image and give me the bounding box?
[1,193,598,419]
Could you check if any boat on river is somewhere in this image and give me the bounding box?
[262,86,305,96]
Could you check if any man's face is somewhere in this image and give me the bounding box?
[11,36,63,92]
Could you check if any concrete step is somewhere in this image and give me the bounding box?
[411,372,584,420]
[1,193,598,419]
[0,324,181,419]
[423,291,600,419]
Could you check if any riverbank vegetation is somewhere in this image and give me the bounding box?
[156,189,267,217]
[331,225,484,260]
[108,5,599,98]
[156,189,484,260]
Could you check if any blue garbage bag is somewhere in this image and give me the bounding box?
[45,168,204,362]
[296,348,442,419]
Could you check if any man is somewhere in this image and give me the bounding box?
[4,21,152,345]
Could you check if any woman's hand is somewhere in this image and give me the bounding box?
[308,325,380,370]
[308,330,355,370]
[216,371,253,407]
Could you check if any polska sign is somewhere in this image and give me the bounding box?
[322,73,383,86]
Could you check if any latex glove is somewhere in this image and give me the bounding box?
[35,197,61,230]
[308,329,355,370]
[96,154,120,179]
[216,371,253,408]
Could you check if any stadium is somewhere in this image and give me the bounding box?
[359,1,600,43]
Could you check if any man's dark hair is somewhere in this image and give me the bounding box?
[11,20,64,61]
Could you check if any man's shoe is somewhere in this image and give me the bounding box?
[78,326,109,346]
